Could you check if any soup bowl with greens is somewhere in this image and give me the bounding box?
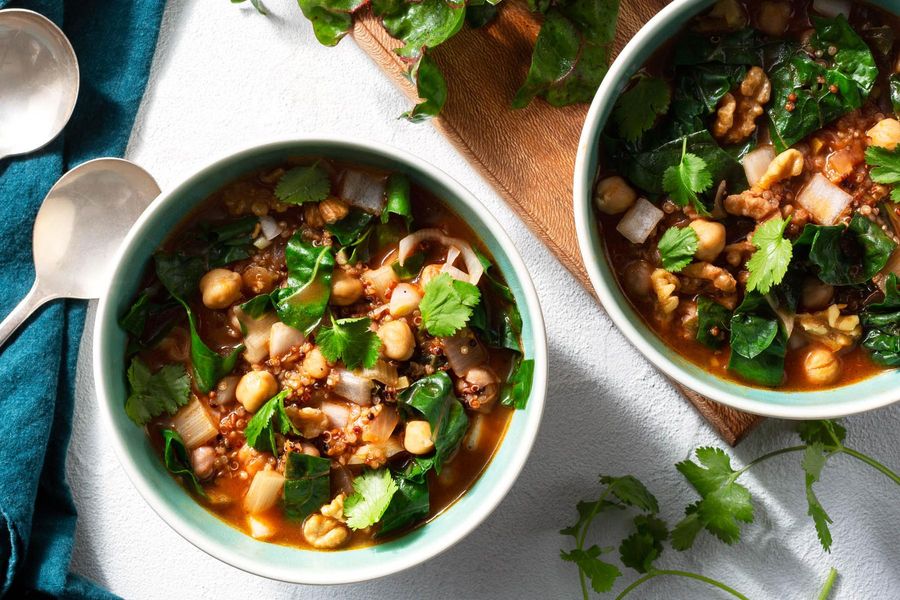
[94,139,546,583]
[575,0,900,418]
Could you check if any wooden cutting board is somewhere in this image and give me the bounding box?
[352,0,763,445]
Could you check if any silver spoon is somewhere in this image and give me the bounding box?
[0,8,79,160]
[0,158,160,349]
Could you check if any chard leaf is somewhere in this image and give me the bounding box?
[382,173,413,226]
[272,235,334,334]
[283,452,332,521]
[861,273,900,366]
[179,298,244,393]
[500,357,534,409]
[398,372,468,472]
[297,0,367,46]
[327,208,374,246]
[162,429,207,496]
[727,292,785,386]
[403,54,448,123]
[381,0,466,58]
[155,252,205,300]
[696,296,731,349]
[378,464,430,536]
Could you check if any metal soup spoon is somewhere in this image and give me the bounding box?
[0,8,79,160]
[0,158,160,349]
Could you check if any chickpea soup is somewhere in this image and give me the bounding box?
[594,0,900,389]
[120,159,534,549]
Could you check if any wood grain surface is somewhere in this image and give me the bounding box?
[351,1,762,445]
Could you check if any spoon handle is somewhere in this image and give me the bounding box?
[0,281,51,351]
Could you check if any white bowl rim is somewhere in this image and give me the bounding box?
[573,0,900,420]
[93,136,548,584]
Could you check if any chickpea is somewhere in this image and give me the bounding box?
[419,264,443,287]
[378,319,415,361]
[866,118,900,150]
[801,278,834,312]
[623,260,654,298]
[390,283,423,317]
[303,347,329,379]
[688,220,726,262]
[199,268,243,310]
[594,176,637,215]
[403,420,435,455]
[757,1,791,37]
[804,347,841,385]
[236,370,278,413]
[242,266,277,295]
[190,446,216,480]
[331,269,364,306]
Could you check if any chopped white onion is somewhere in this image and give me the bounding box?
[796,173,852,225]
[813,0,850,18]
[444,329,487,376]
[252,236,271,250]
[172,398,219,449]
[397,228,484,285]
[332,368,373,405]
[359,360,399,386]
[348,437,404,465]
[363,406,400,444]
[247,515,276,540]
[268,322,305,359]
[321,399,353,428]
[213,375,240,406]
[259,215,283,240]
[742,145,776,187]
[616,198,664,244]
[464,414,485,451]
[243,470,285,514]
[235,307,279,364]
[338,170,386,214]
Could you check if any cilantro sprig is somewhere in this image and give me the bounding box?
[419,273,481,337]
[662,138,713,214]
[316,315,382,370]
[275,163,332,205]
[746,216,793,295]
[244,391,299,455]
[344,469,398,530]
[864,145,900,202]
[612,76,671,143]
[657,226,698,272]
[125,358,191,426]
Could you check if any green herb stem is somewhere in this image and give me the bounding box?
[614,569,750,600]
[817,567,838,600]
[576,488,613,600]
[735,445,807,477]
[840,447,900,485]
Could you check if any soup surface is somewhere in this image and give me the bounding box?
[595,0,900,389]
[121,159,533,549]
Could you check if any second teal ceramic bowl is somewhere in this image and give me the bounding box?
[573,0,900,419]
[93,139,547,584]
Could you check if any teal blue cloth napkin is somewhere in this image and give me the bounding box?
[0,0,166,595]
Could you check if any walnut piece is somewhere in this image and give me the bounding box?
[712,67,771,145]
[679,262,737,295]
[796,304,862,351]
[319,197,350,224]
[724,185,783,221]
[303,514,351,549]
[320,493,346,522]
[723,241,755,267]
[756,149,804,190]
[650,269,680,316]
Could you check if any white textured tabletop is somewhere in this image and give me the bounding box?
[68,1,900,598]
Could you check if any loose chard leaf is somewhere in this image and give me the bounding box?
[180,299,244,394]
[272,235,335,334]
[657,226,698,272]
[275,162,332,204]
[382,0,466,57]
[746,216,792,294]
[239,294,273,319]
[316,315,382,370]
[284,452,332,521]
[382,173,413,227]
[344,469,398,530]
[125,358,191,426]
[696,296,731,348]
[403,54,448,122]
[513,0,621,108]
[419,273,481,337]
[673,447,753,548]
[297,0,367,46]
[399,372,468,472]
[662,138,713,214]
[162,429,206,496]
[379,458,431,536]
[861,273,900,366]
[244,391,297,455]
[865,145,900,202]
[612,76,671,142]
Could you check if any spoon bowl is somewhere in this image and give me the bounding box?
[0,158,160,349]
[0,9,79,160]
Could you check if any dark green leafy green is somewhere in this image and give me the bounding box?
[275,163,332,204]
[379,459,431,536]
[381,0,465,57]
[861,273,900,366]
[154,252,205,300]
[244,391,298,455]
[316,315,382,370]
[297,0,367,46]
[696,296,731,348]
[179,299,244,394]
[402,54,448,122]
[513,0,621,108]
[890,74,900,117]
[125,358,191,426]
[382,173,413,227]
[727,293,785,386]
[284,452,332,521]
[398,372,468,472]
[199,216,257,268]
[392,252,425,280]
[119,292,152,338]
[162,429,206,496]
[673,29,760,66]
[271,235,334,334]
[500,358,534,409]
[327,208,374,246]
[865,144,900,202]
[239,294,273,319]
[796,214,896,285]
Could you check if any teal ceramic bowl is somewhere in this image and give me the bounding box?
[93,139,547,584]
[574,0,900,419]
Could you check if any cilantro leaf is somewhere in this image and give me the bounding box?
[560,546,621,594]
[344,469,398,530]
[619,514,668,574]
[674,447,753,546]
[559,498,625,537]
[275,163,332,204]
[657,226,698,272]
[419,273,481,337]
[865,145,900,202]
[231,0,267,15]
[162,429,206,497]
[612,76,671,142]
[600,475,659,513]
[802,443,834,552]
[125,358,191,426]
[746,216,793,294]
[316,316,381,370]
[670,505,704,551]
[798,420,847,446]
[244,391,297,455]
[662,138,713,213]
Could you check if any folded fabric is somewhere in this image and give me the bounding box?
[0,0,166,595]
